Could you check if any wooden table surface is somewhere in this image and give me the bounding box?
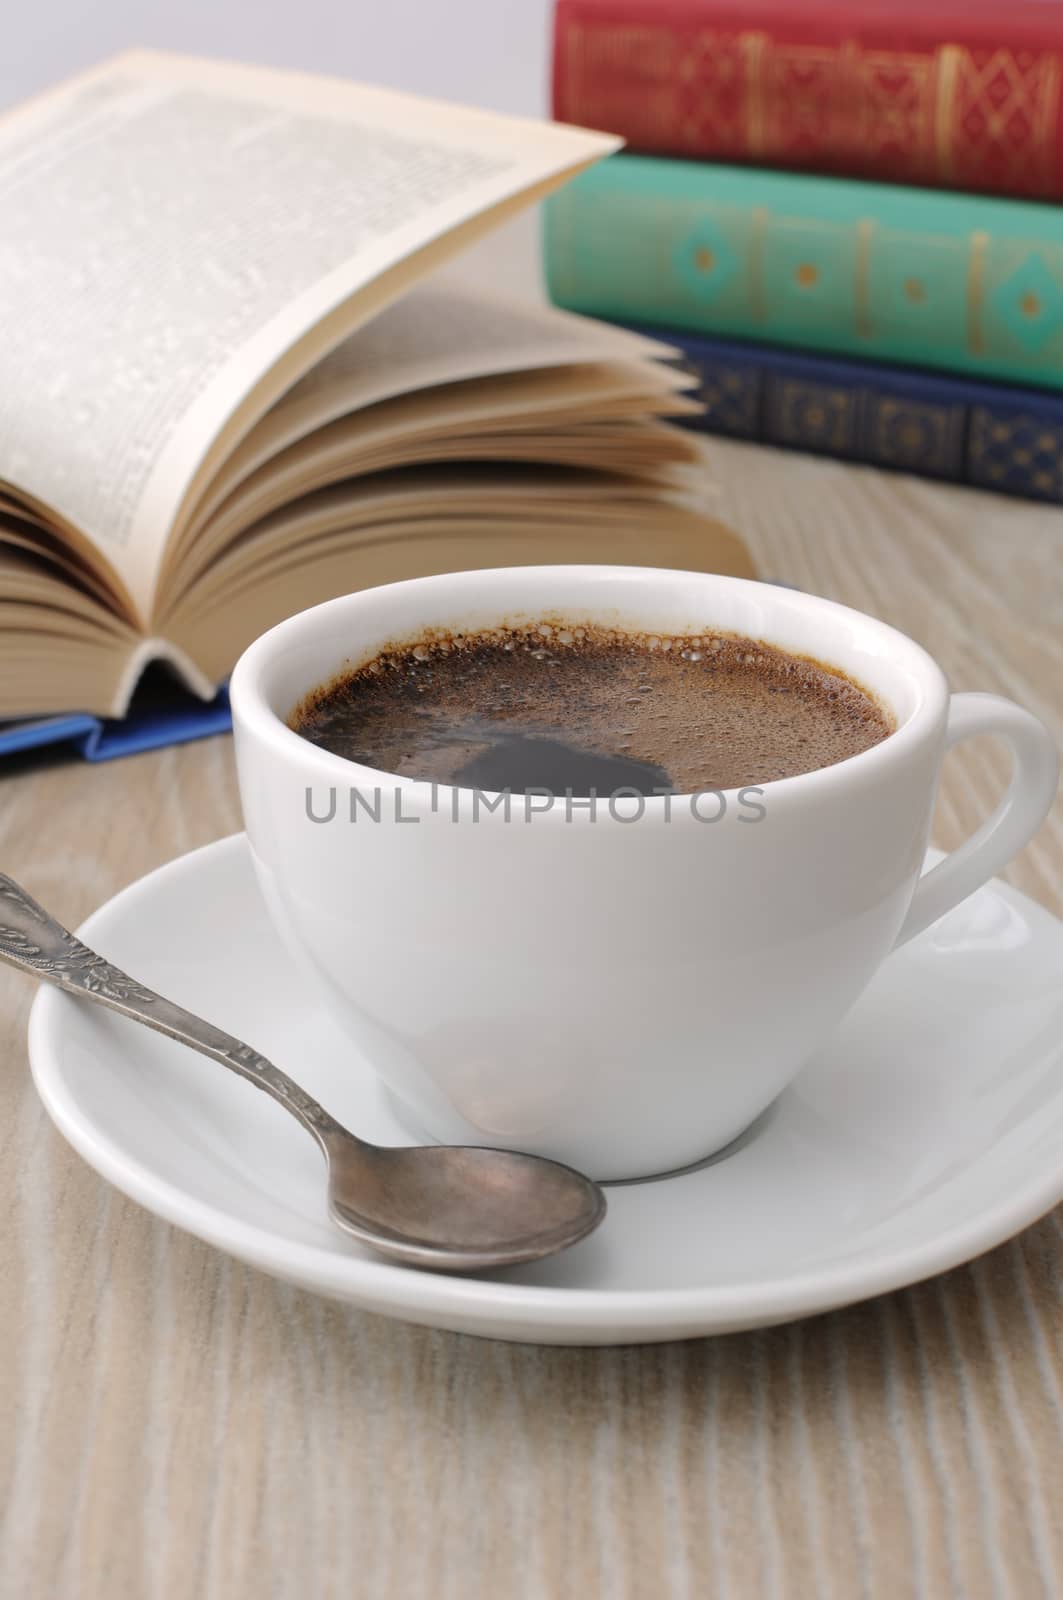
[2,439,1062,1599]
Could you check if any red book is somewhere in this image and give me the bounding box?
[553,0,1063,199]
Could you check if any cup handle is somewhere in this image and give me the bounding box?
[894,692,1058,949]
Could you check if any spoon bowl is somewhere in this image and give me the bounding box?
[326,1136,607,1270]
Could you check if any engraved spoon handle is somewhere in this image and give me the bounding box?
[0,873,346,1148]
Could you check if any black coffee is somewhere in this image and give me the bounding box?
[292,623,892,794]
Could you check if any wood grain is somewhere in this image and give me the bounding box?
[2,441,1061,1599]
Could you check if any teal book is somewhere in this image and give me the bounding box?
[545,156,1063,390]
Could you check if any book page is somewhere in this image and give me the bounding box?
[0,51,617,623]
[271,286,679,424]
[165,365,702,603]
[165,478,752,686]
[177,284,687,538]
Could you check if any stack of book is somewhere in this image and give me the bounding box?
[546,0,1063,503]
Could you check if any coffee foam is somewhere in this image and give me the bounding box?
[293,621,894,793]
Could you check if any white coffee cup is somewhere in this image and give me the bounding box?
[230,567,1058,1180]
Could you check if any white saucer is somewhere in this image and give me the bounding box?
[29,834,1063,1345]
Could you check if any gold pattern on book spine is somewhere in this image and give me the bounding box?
[748,206,768,322]
[562,23,1063,190]
[968,408,1063,495]
[968,232,990,355]
[937,47,1061,193]
[855,220,874,340]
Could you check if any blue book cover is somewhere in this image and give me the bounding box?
[0,685,231,766]
[612,324,1063,503]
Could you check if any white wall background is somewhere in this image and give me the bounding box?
[2,0,553,115]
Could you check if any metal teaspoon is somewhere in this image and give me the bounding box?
[0,874,606,1272]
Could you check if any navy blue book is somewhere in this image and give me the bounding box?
[614,324,1063,503]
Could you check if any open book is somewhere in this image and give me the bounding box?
[0,51,752,723]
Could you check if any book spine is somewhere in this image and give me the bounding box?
[544,155,1063,391]
[553,0,1063,200]
[613,321,1063,503]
